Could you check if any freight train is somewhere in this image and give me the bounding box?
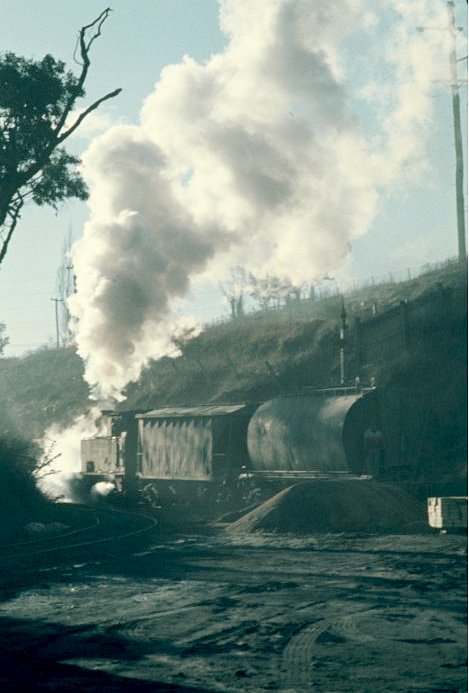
[80,387,433,507]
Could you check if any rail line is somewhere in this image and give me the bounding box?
[0,507,101,553]
[0,503,159,566]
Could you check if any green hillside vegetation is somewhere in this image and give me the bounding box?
[0,346,89,440]
[0,261,466,483]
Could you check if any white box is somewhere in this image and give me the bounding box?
[427,496,468,530]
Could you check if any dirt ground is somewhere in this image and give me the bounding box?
[0,519,466,693]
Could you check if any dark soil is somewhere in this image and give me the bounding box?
[0,509,466,692]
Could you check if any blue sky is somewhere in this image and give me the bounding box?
[0,0,467,359]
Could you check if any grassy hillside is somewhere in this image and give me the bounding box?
[0,262,466,480]
[0,346,90,439]
[123,260,467,409]
[124,314,337,408]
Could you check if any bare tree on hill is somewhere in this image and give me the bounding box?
[249,273,310,311]
[220,266,250,319]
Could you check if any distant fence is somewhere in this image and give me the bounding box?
[208,257,462,328]
[334,257,460,296]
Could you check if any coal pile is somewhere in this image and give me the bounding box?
[226,480,425,534]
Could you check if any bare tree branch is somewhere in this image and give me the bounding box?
[81,7,112,54]
[0,199,23,265]
[58,87,122,144]
[54,8,115,137]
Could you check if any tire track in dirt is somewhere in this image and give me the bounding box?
[282,620,330,687]
[281,608,379,688]
[281,604,467,692]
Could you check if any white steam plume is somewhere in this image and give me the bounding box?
[69,0,450,400]
[38,408,103,501]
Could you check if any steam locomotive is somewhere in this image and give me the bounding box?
[80,387,430,506]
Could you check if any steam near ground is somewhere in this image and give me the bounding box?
[68,0,451,401]
[37,408,103,501]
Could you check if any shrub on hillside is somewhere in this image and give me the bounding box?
[0,437,46,513]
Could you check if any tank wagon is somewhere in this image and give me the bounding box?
[247,391,377,478]
[80,389,410,504]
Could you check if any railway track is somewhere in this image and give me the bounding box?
[0,503,159,571]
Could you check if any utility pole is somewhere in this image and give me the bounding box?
[419,1,467,261]
[51,298,62,349]
[447,1,467,261]
[63,263,76,344]
[339,296,347,385]
[65,263,77,294]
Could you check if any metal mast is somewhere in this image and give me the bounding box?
[419,1,467,261]
[446,1,467,261]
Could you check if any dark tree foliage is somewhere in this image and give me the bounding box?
[0,436,45,511]
[0,8,121,266]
